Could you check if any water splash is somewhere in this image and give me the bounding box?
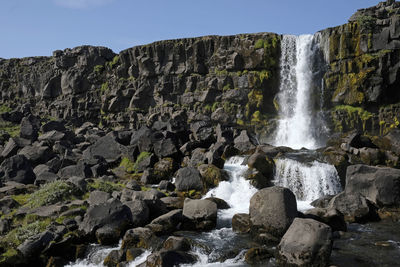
[273,157,342,210]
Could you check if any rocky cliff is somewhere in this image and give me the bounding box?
[1,1,400,141]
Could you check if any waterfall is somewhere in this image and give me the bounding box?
[274,35,320,149]
[272,34,342,209]
[273,157,342,211]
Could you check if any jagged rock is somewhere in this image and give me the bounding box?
[38,130,67,143]
[198,164,229,189]
[304,207,347,232]
[163,236,191,251]
[123,200,150,227]
[328,192,377,223]
[234,130,256,153]
[79,198,132,237]
[381,129,400,155]
[249,186,297,238]
[58,162,92,179]
[232,213,251,233]
[182,198,217,230]
[153,138,179,159]
[121,189,167,220]
[18,145,54,165]
[121,227,159,250]
[66,176,87,192]
[83,134,124,163]
[247,152,275,179]
[189,148,207,167]
[20,115,40,141]
[88,190,111,206]
[1,138,19,158]
[18,231,55,258]
[345,164,400,207]
[174,167,203,192]
[277,218,332,267]
[148,209,183,235]
[160,197,184,210]
[0,155,36,184]
[154,158,176,181]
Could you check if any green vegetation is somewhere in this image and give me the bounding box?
[25,181,79,209]
[357,15,376,31]
[107,55,120,69]
[93,65,104,74]
[2,219,51,247]
[100,82,109,94]
[119,152,152,174]
[0,104,12,113]
[119,157,136,173]
[332,105,373,132]
[0,121,20,137]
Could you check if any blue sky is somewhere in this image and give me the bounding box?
[1,0,379,59]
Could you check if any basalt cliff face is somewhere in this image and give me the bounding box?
[0,1,399,140]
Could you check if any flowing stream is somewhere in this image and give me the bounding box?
[66,34,343,266]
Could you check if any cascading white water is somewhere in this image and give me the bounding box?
[185,156,257,266]
[273,158,342,211]
[274,35,317,150]
[273,34,342,210]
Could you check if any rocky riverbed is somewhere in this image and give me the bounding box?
[0,1,400,266]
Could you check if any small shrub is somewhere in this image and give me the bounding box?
[2,219,51,247]
[26,181,78,209]
[100,82,109,93]
[357,15,376,31]
[93,65,104,73]
[88,180,124,194]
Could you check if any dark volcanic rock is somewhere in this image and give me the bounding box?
[345,164,400,207]
[182,198,217,230]
[277,218,332,267]
[83,134,124,163]
[79,198,133,238]
[249,186,297,238]
[0,155,36,184]
[174,167,203,192]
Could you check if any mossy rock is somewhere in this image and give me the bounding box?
[197,164,229,190]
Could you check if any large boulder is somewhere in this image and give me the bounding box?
[249,186,297,238]
[345,164,400,207]
[121,227,160,250]
[234,130,256,153]
[197,164,229,189]
[247,152,275,179]
[79,198,133,238]
[18,145,54,165]
[381,129,400,155]
[182,198,217,230]
[83,135,124,163]
[277,218,332,267]
[328,192,377,223]
[174,167,203,192]
[20,115,40,141]
[0,155,36,184]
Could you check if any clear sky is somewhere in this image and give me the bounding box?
[0,0,380,59]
